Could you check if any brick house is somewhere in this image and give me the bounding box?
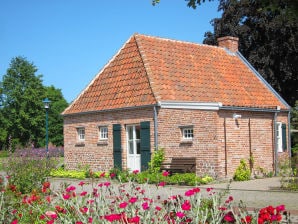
[62,34,291,178]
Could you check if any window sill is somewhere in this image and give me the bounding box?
[180,139,193,145]
[97,140,108,146]
[75,142,85,147]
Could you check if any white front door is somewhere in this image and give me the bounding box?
[127,125,141,171]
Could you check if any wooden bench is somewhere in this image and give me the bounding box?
[160,157,196,174]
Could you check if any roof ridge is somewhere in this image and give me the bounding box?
[134,34,160,102]
[134,33,221,51]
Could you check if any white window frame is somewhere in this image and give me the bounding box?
[181,127,194,140]
[77,127,85,141]
[276,122,282,152]
[99,126,108,140]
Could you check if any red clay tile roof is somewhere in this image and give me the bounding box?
[63,34,288,115]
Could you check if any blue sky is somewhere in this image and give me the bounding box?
[0,0,221,103]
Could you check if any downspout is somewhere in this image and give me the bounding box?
[224,117,228,177]
[274,112,278,176]
[248,118,253,173]
[288,111,292,158]
[153,106,158,151]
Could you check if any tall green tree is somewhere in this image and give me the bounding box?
[203,0,297,106]
[0,57,45,148]
[44,86,68,147]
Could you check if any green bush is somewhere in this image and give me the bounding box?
[233,159,251,181]
[4,156,59,194]
[148,148,165,173]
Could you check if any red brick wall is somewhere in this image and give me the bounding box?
[64,107,289,179]
[64,107,154,171]
[157,108,221,177]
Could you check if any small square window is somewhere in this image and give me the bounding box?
[182,128,194,140]
[77,128,85,141]
[99,126,108,140]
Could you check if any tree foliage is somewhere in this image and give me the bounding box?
[45,86,68,147]
[203,0,297,106]
[0,57,68,150]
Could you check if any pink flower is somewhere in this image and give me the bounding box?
[80,191,87,196]
[181,200,191,211]
[185,189,195,197]
[127,216,140,223]
[110,173,116,178]
[158,181,166,187]
[223,212,235,222]
[142,202,150,210]
[119,202,128,208]
[66,185,76,192]
[162,171,169,176]
[62,194,71,200]
[104,182,111,187]
[78,181,85,186]
[88,217,93,223]
[10,220,18,224]
[129,197,138,204]
[176,212,185,218]
[206,187,213,192]
[45,211,58,219]
[104,213,122,222]
[133,170,139,174]
[276,204,285,212]
[76,222,83,224]
[155,206,162,211]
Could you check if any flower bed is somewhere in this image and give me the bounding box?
[0,173,290,224]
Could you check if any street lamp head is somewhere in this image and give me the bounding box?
[43,98,51,109]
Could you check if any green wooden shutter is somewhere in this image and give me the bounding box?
[282,123,287,151]
[113,124,122,170]
[140,121,151,171]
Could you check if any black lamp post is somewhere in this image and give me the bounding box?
[43,98,51,158]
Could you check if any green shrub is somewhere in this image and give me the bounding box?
[233,159,251,181]
[4,156,59,194]
[148,148,165,173]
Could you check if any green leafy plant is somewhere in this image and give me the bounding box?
[233,159,251,181]
[148,148,165,173]
[4,155,59,194]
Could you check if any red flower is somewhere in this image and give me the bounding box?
[110,173,116,178]
[181,200,191,211]
[185,189,195,197]
[162,171,169,176]
[45,211,58,219]
[104,182,111,187]
[241,215,252,223]
[11,219,18,224]
[66,185,76,192]
[63,193,71,200]
[100,172,106,177]
[104,213,122,222]
[176,211,185,218]
[80,191,87,196]
[276,204,285,212]
[119,202,128,208]
[127,216,140,223]
[158,181,166,187]
[223,212,235,222]
[133,170,139,174]
[78,181,85,186]
[155,206,162,211]
[88,217,93,223]
[142,202,149,210]
[129,197,138,204]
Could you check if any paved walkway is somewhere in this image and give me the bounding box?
[49,176,298,223]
